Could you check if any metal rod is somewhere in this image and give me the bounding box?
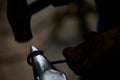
[51,60,67,64]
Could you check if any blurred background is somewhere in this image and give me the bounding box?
[0,0,98,80]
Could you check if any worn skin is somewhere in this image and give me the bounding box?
[63,28,120,80]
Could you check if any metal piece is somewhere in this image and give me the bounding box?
[30,45,39,52]
[51,60,67,64]
[28,45,67,80]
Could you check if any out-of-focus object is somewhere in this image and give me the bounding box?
[27,45,67,80]
[7,0,32,42]
[7,0,72,43]
[63,28,120,79]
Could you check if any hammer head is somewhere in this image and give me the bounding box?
[7,0,32,42]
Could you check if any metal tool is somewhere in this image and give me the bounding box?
[27,45,67,80]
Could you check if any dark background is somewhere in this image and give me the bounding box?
[0,0,97,80]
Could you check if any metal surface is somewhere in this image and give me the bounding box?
[29,45,67,80]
